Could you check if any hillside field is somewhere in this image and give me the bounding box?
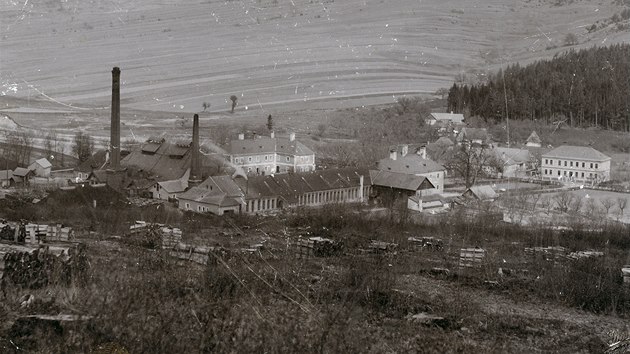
[1,0,627,116]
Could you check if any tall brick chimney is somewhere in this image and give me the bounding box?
[110,67,121,170]
[190,113,201,183]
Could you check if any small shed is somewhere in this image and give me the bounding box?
[12,167,33,185]
[28,158,52,177]
[463,185,498,201]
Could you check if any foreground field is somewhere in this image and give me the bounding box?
[0,196,629,353]
[1,0,627,114]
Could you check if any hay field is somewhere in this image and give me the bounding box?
[1,0,626,116]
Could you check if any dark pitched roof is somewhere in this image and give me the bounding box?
[369,170,435,191]
[229,136,314,156]
[75,150,108,173]
[542,145,610,162]
[377,154,445,175]
[121,140,218,181]
[233,168,370,203]
[494,147,531,166]
[13,167,32,177]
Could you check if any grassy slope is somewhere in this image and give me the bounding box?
[0,0,626,115]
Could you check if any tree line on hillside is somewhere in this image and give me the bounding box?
[447,44,630,131]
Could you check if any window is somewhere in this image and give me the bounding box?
[248,157,252,162]
[557,171,560,176]
[545,159,548,164]
[549,159,553,165]
[247,167,252,172]
[256,156,260,162]
[570,161,573,167]
[286,156,290,162]
[590,163,593,168]
[582,162,585,168]
[581,172,584,177]
[185,203,190,210]
[544,169,548,175]
[264,155,268,161]
[558,160,561,166]
[595,163,599,169]
[564,161,567,166]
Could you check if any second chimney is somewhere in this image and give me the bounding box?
[270,131,275,139]
[110,67,121,170]
[289,132,295,142]
[190,114,201,183]
[389,149,397,160]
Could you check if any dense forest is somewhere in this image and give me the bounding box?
[447,44,630,131]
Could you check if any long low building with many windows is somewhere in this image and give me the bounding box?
[177,168,371,215]
[540,145,610,184]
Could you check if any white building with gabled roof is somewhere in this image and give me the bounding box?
[541,145,610,184]
[228,132,315,175]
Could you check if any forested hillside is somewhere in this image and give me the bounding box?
[447,44,630,131]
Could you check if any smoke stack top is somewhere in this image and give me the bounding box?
[110,67,121,169]
[190,114,201,183]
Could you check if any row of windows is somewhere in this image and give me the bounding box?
[543,169,598,179]
[544,159,599,169]
[297,187,369,206]
[234,155,291,164]
[246,198,276,212]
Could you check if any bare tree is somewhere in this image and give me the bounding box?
[599,197,615,217]
[540,196,553,215]
[553,191,573,213]
[617,197,628,218]
[569,195,583,213]
[72,132,95,163]
[202,102,210,112]
[19,133,33,165]
[230,95,238,113]
[267,114,273,131]
[446,142,493,188]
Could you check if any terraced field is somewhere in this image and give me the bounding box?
[1,0,626,117]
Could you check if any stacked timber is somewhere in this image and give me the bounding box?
[622,265,630,284]
[459,248,486,268]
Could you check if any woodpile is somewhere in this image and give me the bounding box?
[459,248,486,268]
[129,221,182,249]
[408,237,443,251]
[368,240,398,254]
[0,243,88,288]
[295,237,343,259]
[0,221,73,244]
[524,246,569,262]
[622,265,630,284]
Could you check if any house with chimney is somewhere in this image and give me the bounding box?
[227,132,315,176]
[178,175,244,215]
[540,145,610,184]
[150,169,189,200]
[490,147,533,178]
[377,144,446,194]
